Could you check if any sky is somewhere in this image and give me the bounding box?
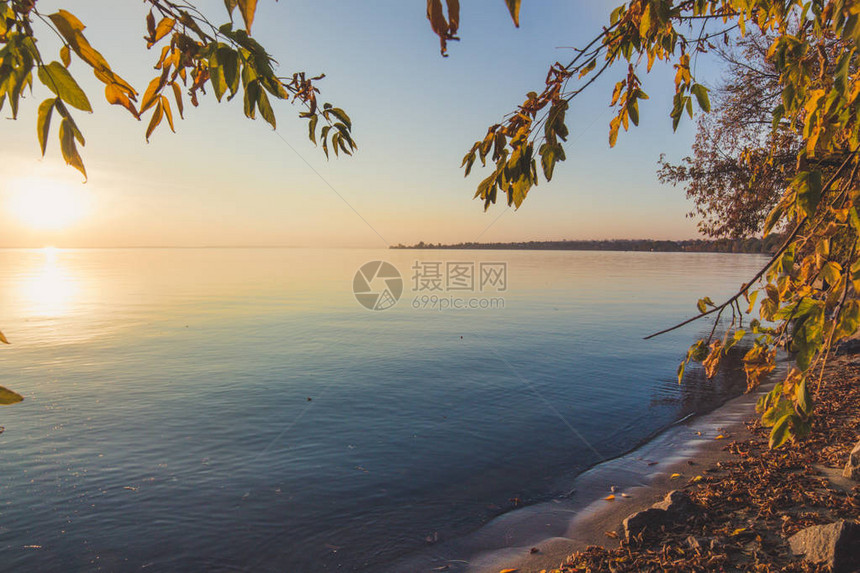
[0,1,726,248]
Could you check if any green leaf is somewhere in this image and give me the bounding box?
[209,61,227,102]
[691,83,711,112]
[308,114,319,144]
[256,88,276,128]
[328,107,351,130]
[796,378,812,416]
[37,98,56,156]
[243,80,259,119]
[504,0,521,27]
[769,413,793,448]
[37,62,92,112]
[688,339,708,362]
[540,143,557,181]
[218,48,240,95]
[0,386,23,405]
[795,170,822,219]
[628,98,639,126]
[835,300,860,340]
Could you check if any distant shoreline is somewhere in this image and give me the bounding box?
[390,237,783,255]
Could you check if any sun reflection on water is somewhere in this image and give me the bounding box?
[17,247,81,319]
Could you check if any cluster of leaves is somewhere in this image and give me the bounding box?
[426,0,522,56]
[446,1,860,448]
[0,0,355,408]
[658,33,798,238]
[0,0,355,181]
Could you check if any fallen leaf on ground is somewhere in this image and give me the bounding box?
[670,473,681,479]
[604,494,615,501]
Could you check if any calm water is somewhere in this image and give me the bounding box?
[0,248,766,571]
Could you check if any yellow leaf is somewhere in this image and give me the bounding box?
[604,494,615,501]
[731,527,747,536]
[153,17,175,43]
[0,386,24,405]
[670,473,681,479]
[692,475,703,483]
[0,329,8,344]
[171,82,184,119]
[140,76,162,114]
[504,0,521,27]
[500,569,519,573]
[715,434,725,440]
[145,100,164,142]
[160,95,175,132]
[105,83,138,118]
[237,0,258,33]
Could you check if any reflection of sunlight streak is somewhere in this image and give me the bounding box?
[17,248,79,318]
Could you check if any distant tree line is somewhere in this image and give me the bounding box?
[391,236,786,254]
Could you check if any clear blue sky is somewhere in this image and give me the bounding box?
[0,1,724,247]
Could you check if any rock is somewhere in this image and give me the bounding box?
[653,490,697,516]
[622,490,699,541]
[843,440,860,481]
[788,520,860,572]
[622,507,668,540]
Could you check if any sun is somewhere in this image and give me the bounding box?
[7,178,91,230]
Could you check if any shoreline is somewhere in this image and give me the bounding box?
[388,367,777,572]
[469,383,767,572]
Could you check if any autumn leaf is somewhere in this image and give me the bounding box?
[504,0,521,27]
[0,386,23,405]
[38,62,92,112]
[237,0,258,33]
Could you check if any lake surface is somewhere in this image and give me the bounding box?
[0,248,767,572]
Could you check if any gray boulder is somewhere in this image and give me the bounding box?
[843,440,860,480]
[622,490,697,541]
[623,507,669,540]
[788,520,860,572]
[653,489,697,516]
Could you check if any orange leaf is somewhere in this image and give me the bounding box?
[237,0,258,33]
[145,100,164,142]
[153,17,175,43]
